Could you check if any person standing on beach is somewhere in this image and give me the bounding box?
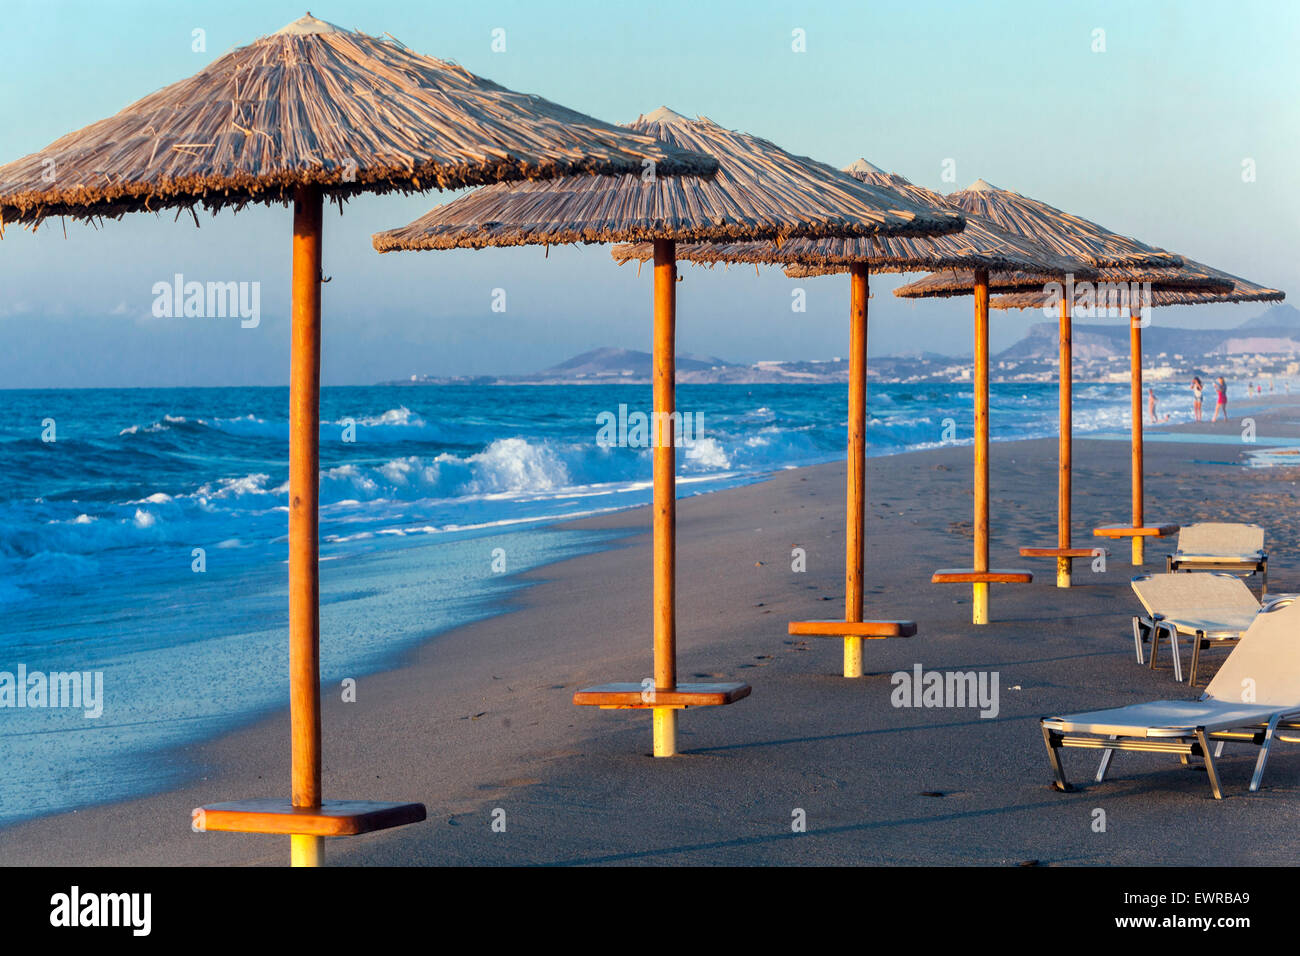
[1148,388,1170,424]
[1211,376,1228,422]
[1191,376,1204,422]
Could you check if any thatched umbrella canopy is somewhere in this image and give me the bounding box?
[609,160,1093,632]
[896,181,1232,581]
[0,14,723,867]
[991,258,1283,309]
[611,161,1087,278]
[893,264,1232,299]
[373,110,964,747]
[0,16,716,231]
[943,179,1182,269]
[372,110,964,251]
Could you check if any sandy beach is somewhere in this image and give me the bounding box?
[3,396,1299,867]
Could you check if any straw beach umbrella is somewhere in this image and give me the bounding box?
[0,14,719,866]
[897,180,1229,587]
[612,159,1090,634]
[375,109,964,752]
[1077,260,1282,308]
[992,259,1283,564]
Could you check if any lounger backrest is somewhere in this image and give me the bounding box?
[1205,599,1300,706]
[1176,522,1265,556]
[1131,572,1259,621]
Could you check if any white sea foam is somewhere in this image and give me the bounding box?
[684,437,730,469]
[353,406,425,428]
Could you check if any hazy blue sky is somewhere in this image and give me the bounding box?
[1,0,1296,387]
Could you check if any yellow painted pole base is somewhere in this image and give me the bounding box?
[972,583,989,625]
[290,833,323,867]
[842,636,864,678]
[1132,537,1144,566]
[652,707,677,757]
[1056,557,1072,588]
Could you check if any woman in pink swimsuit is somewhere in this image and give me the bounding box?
[1210,377,1228,423]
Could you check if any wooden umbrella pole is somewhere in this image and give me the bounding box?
[843,264,869,676]
[1057,295,1073,588]
[652,238,678,757]
[289,185,324,865]
[972,268,991,624]
[1130,306,1145,565]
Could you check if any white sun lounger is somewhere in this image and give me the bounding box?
[1166,522,1268,595]
[1131,572,1262,685]
[1041,597,1300,799]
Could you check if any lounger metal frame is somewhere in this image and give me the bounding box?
[1042,715,1300,800]
[1132,613,1248,686]
[1166,552,1268,596]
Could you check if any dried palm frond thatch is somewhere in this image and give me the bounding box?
[894,262,1235,302]
[782,263,1069,290]
[372,110,965,251]
[610,160,1090,279]
[0,14,718,229]
[944,179,1182,269]
[990,258,1283,309]
[890,179,1223,303]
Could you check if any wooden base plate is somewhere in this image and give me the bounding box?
[788,619,917,638]
[1093,524,1179,538]
[1019,547,1107,558]
[573,682,751,710]
[932,568,1033,584]
[193,798,427,836]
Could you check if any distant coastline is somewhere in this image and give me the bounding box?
[381,303,1300,388]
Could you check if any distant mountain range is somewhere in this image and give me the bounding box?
[380,303,1297,386]
[998,303,1300,363]
[540,346,733,378]
[384,348,855,385]
[1238,303,1300,329]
